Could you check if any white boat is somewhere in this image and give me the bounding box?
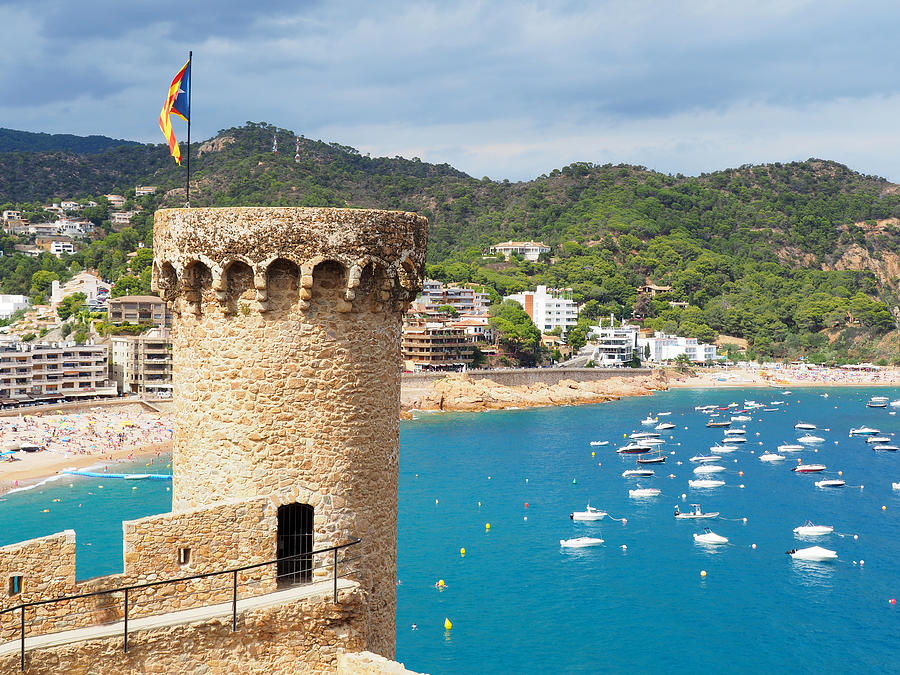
[560,537,604,548]
[629,488,661,498]
[723,429,746,435]
[870,396,889,403]
[770,401,785,405]
[571,504,607,521]
[675,503,719,519]
[693,465,726,474]
[690,454,720,463]
[725,436,746,443]
[815,479,845,488]
[689,479,725,488]
[759,453,786,462]
[793,522,833,536]
[655,422,676,430]
[778,444,804,452]
[890,400,900,408]
[640,416,658,425]
[792,464,826,473]
[865,436,891,444]
[866,399,888,408]
[706,420,731,428]
[873,445,899,452]
[730,415,751,422]
[657,411,672,416]
[849,426,880,436]
[630,431,660,439]
[788,546,837,561]
[794,422,817,430]
[589,440,609,446]
[623,469,655,478]
[797,434,825,444]
[893,482,900,490]
[618,444,652,454]
[693,528,728,545]
[710,444,737,453]
[640,438,666,446]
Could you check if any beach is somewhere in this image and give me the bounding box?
[0,404,173,494]
[672,364,900,388]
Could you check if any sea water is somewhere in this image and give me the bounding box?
[0,389,897,673]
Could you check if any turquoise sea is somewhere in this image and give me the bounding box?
[0,388,898,673]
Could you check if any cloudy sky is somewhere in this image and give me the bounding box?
[2,0,899,181]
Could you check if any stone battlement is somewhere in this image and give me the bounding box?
[152,207,428,314]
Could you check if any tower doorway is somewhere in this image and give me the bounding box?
[277,503,313,586]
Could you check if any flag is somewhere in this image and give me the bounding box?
[159,59,191,164]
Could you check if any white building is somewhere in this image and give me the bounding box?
[50,272,111,308]
[504,285,579,334]
[105,194,126,208]
[60,201,81,211]
[49,240,75,257]
[638,332,719,363]
[0,295,29,319]
[589,322,639,367]
[135,186,157,196]
[489,240,551,261]
[2,210,21,221]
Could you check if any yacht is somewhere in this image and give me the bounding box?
[794,422,817,430]
[788,546,837,561]
[689,454,720,463]
[710,444,738,453]
[622,468,655,478]
[693,528,728,545]
[628,487,661,498]
[792,464,826,473]
[759,452,786,462]
[793,522,833,536]
[777,444,805,452]
[618,444,652,454]
[864,436,891,444]
[674,503,719,519]
[570,504,607,521]
[849,426,880,436]
[589,440,609,446]
[641,416,658,425]
[706,420,731,428]
[630,431,660,439]
[815,479,846,488]
[723,429,746,435]
[655,422,676,431]
[873,444,899,452]
[560,537,604,548]
[693,465,726,474]
[689,479,726,488]
[797,434,825,444]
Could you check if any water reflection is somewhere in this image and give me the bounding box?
[789,559,836,589]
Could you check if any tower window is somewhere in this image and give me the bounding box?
[8,575,22,596]
[178,548,191,565]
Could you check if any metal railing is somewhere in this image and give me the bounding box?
[0,538,361,671]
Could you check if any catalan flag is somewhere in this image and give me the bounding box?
[159,58,191,164]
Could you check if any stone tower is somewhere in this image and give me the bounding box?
[152,207,427,657]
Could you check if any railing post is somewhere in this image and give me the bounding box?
[333,547,338,605]
[232,570,238,632]
[123,588,129,653]
[19,605,25,672]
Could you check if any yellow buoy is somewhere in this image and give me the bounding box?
[591,451,595,457]
[485,523,491,530]
[460,547,466,557]
[444,617,452,630]
[435,499,439,505]
[437,579,445,588]
[700,570,707,577]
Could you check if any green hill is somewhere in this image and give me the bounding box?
[0,128,140,154]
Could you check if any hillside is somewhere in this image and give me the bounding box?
[0,128,140,154]
[0,122,898,364]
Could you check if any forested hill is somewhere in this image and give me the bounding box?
[1,122,899,363]
[0,128,140,154]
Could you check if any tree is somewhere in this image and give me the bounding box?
[30,270,59,297]
[111,274,150,298]
[57,292,87,320]
[488,300,543,366]
[436,304,459,318]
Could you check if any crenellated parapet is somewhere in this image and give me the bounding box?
[151,207,428,315]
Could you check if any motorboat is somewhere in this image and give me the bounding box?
[629,487,661,497]
[723,429,746,435]
[637,452,666,464]
[724,436,746,443]
[870,396,889,403]
[778,444,804,452]
[788,546,837,561]
[693,528,728,545]
[589,440,609,446]
[865,436,892,444]
[657,411,672,416]
[793,522,833,536]
[571,504,607,521]
[640,438,666,446]
[690,454,720,463]
[693,465,726,474]
[623,469,655,478]
[618,444,652,454]
[689,479,725,488]
[630,432,660,439]
[866,398,888,408]
[759,452,786,462]
[770,400,785,405]
[890,400,900,408]
[893,482,900,490]
[794,422,817,430]
[792,464,826,473]
[710,444,738,454]
[706,420,731,428]
[797,434,825,444]
[655,422,676,431]
[641,416,658,425]
[763,407,779,412]
[815,479,845,488]
[730,415,751,422]
[873,445,899,452]
[560,537,604,548]
[849,426,880,436]
[695,404,716,412]
[675,503,719,519]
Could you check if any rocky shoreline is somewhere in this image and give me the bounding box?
[401,370,669,415]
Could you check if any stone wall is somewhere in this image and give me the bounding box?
[152,207,428,658]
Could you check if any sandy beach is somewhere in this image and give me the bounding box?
[671,364,900,388]
[0,404,173,494]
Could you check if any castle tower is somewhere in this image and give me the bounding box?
[152,207,427,657]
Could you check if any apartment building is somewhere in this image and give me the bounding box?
[110,328,173,398]
[135,186,157,196]
[638,332,719,363]
[107,295,171,327]
[589,323,640,367]
[504,285,579,334]
[401,317,474,372]
[0,341,115,404]
[418,279,490,313]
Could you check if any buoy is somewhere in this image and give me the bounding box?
[524,502,529,508]
[523,516,527,521]
[838,471,842,476]
[460,548,465,557]
[739,484,745,489]
[436,579,446,588]
[743,517,748,523]
[738,471,743,476]
[890,598,896,605]
[623,433,627,438]
[132,486,137,490]
[488,476,491,480]
[591,452,595,457]
[41,509,49,513]
[572,478,577,484]
[860,559,865,566]
[477,501,481,507]
[681,493,686,500]
[435,499,439,505]
[485,523,491,530]
[444,618,452,630]
[882,505,887,511]
[751,543,757,549]
[525,478,528,483]
[853,534,858,540]
[700,570,707,577]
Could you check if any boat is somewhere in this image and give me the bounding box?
[639,438,666,446]
[792,464,826,473]
[123,474,151,480]
[893,482,900,490]
[788,546,837,561]
[770,400,785,405]
[695,404,716,412]
[630,432,660,439]
[759,452,786,462]
[618,444,652,454]
[865,436,891,444]
[870,396,889,403]
[570,504,607,521]
[637,451,666,464]
[693,465,726,474]
[655,422,676,431]
[622,468,655,478]
[710,444,737,454]
[675,503,719,519]
[629,488,661,497]
[657,411,672,416]
[560,537,604,548]
[777,444,804,452]
[690,454,720,463]
[797,434,825,444]
[866,398,888,408]
[873,445,899,452]
[793,522,834,536]
[693,528,728,545]
[689,479,725,488]
[815,479,845,488]
[763,407,779,412]
[640,416,658,425]
[794,422,817,430]
[730,415,751,422]
[724,436,746,443]
[706,420,731,428]
[723,429,746,435]
[589,440,609,446]
[890,400,900,408]
[849,426,880,436]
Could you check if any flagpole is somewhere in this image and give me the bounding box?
[186,50,192,207]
